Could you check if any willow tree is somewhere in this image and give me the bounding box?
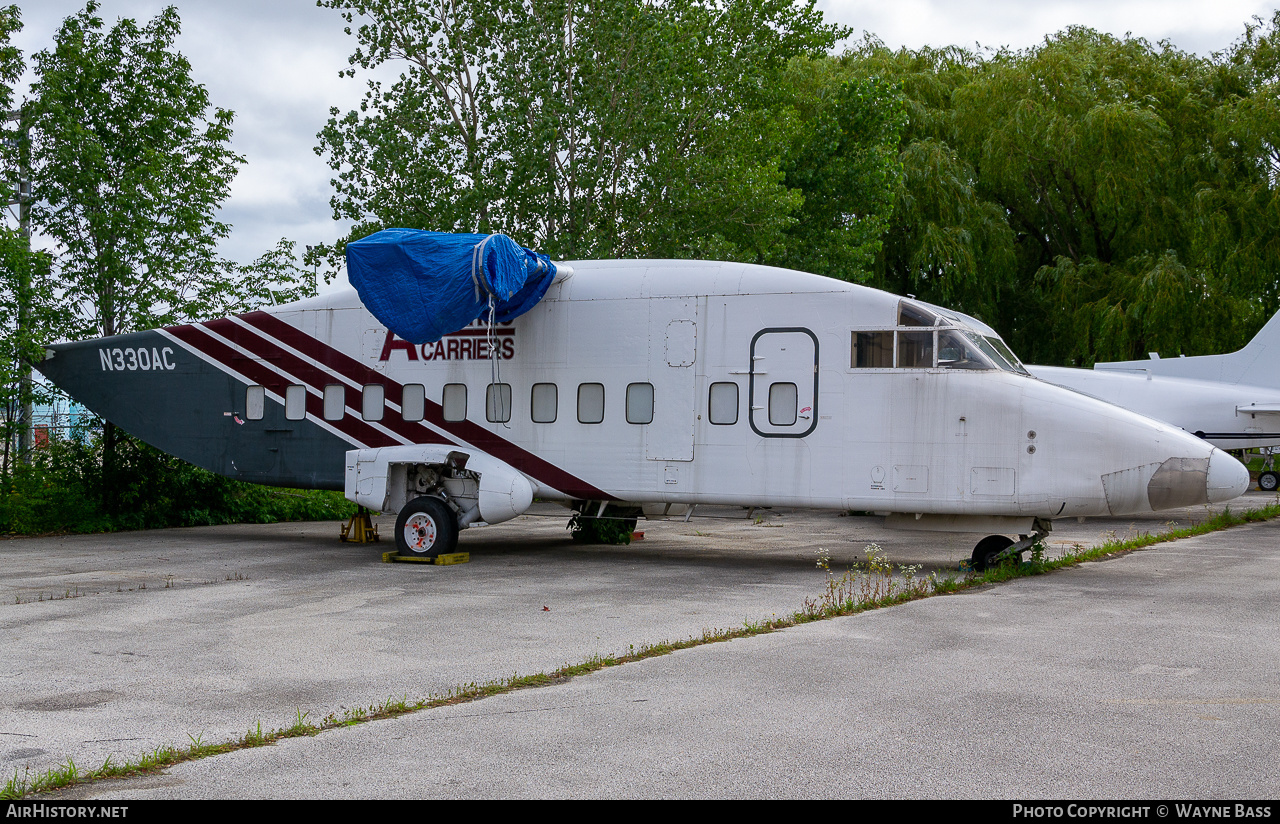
[843,29,1270,366]
[1192,11,1280,336]
[948,28,1236,364]
[839,41,1017,321]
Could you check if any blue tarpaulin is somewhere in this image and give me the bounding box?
[346,229,557,344]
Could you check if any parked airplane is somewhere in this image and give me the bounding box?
[35,256,1249,570]
[1028,310,1280,490]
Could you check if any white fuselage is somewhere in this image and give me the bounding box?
[256,260,1245,523]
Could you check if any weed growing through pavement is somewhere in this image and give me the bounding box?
[6,500,1279,800]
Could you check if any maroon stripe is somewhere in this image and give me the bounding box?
[200,318,448,448]
[240,311,609,499]
[168,324,401,449]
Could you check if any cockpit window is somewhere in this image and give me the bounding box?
[967,332,1030,375]
[984,336,1029,375]
[897,300,938,327]
[897,331,934,368]
[853,312,1030,374]
[937,330,993,370]
[853,331,894,368]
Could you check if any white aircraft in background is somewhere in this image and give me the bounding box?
[36,248,1250,570]
[1029,310,1280,491]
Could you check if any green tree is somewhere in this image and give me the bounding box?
[1192,11,1280,337]
[951,28,1230,364]
[25,2,244,498]
[0,4,54,480]
[317,0,845,263]
[0,229,56,481]
[842,29,1276,367]
[27,1,243,341]
[765,55,907,282]
[842,41,1017,321]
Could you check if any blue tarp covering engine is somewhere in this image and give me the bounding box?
[345,229,557,344]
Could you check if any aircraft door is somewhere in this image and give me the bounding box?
[749,329,818,438]
[646,298,698,461]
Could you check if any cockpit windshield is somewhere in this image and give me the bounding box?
[849,299,1030,375]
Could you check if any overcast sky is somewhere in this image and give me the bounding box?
[11,0,1278,277]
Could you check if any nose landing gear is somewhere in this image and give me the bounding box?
[970,518,1052,572]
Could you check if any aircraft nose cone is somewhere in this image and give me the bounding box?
[1207,448,1250,503]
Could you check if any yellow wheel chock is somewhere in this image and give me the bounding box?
[380,551,470,565]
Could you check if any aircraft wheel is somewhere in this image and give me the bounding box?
[971,535,1015,572]
[1259,471,1279,492]
[396,496,458,559]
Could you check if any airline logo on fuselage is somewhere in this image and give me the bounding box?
[378,321,515,363]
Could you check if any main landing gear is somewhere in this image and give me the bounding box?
[969,518,1052,572]
[395,496,459,561]
[1257,448,1278,492]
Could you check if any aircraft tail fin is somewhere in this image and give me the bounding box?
[1094,309,1280,388]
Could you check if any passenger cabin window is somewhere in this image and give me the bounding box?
[362,384,385,421]
[626,383,654,424]
[401,384,425,422]
[323,384,345,420]
[245,385,265,420]
[442,384,467,422]
[577,383,605,424]
[486,383,512,423]
[285,385,307,420]
[768,383,798,426]
[708,382,738,425]
[531,383,557,423]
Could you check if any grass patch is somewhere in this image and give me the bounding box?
[6,500,1278,799]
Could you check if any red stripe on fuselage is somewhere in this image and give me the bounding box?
[167,324,411,450]
[238,311,609,499]
[200,318,449,448]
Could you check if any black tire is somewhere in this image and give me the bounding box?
[971,535,1015,572]
[395,496,458,559]
[1259,471,1279,492]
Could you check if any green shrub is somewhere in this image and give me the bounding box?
[567,504,641,545]
[0,433,354,535]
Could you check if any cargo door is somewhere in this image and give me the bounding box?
[646,298,698,461]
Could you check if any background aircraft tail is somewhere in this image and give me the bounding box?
[1095,310,1280,388]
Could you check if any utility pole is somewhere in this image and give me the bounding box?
[5,108,30,464]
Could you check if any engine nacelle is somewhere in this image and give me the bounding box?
[344,445,534,526]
